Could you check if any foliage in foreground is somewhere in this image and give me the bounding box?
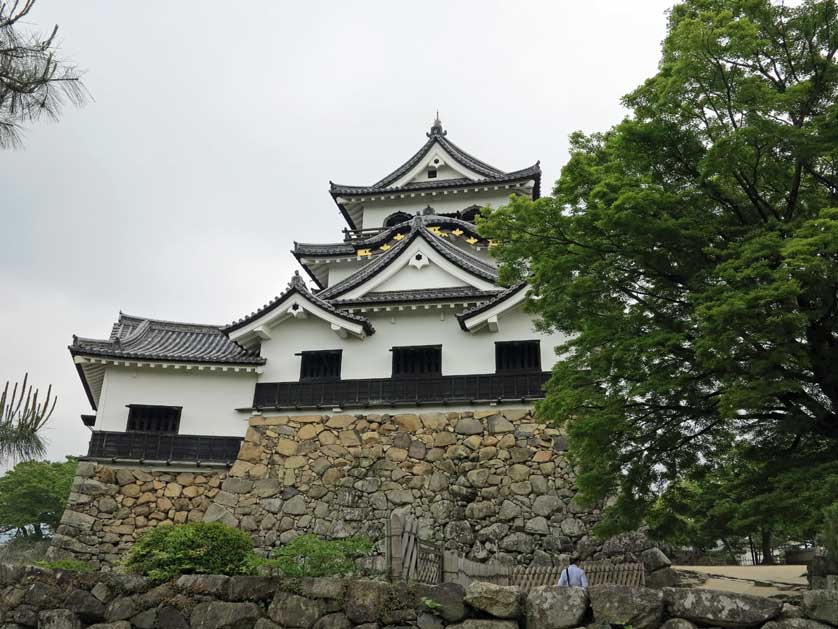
[0,374,57,463]
[0,0,88,148]
[480,0,838,538]
[823,503,838,559]
[124,522,253,583]
[248,534,374,578]
[0,458,76,537]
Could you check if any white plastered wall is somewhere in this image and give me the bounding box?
[257,304,564,382]
[360,190,516,229]
[95,366,256,435]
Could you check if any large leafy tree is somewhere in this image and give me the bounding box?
[480,0,838,536]
[0,0,87,148]
[0,458,76,537]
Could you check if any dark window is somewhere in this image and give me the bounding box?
[392,345,442,377]
[126,405,181,434]
[299,350,342,381]
[495,341,541,373]
[383,211,412,228]
[427,166,438,179]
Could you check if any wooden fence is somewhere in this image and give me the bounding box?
[386,512,645,589]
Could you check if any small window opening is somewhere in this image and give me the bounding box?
[495,341,541,373]
[299,350,342,381]
[427,166,437,179]
[415,253,423,261]
[392,345,442,378]
[126,405,181,434]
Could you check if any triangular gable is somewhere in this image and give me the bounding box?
[226,273,374,344]
[390,143,485,188]
[317,220,498,301]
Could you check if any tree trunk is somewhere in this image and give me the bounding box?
[761,529,775,564]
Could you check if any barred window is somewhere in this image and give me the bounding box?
[126,404,181,434]
[299,350,342,381]
[392,345,442,378]
[495,341,541,373]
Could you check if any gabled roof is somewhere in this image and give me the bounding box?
[70,314,265,365]
[225,271,374,336]
[316,216,498,300]
[456,281,529,331]
[329,118,541,228]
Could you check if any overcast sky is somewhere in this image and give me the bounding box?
[0,0,674,463]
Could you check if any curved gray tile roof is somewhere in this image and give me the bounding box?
[224,272,375,335]
[70,314,265,364]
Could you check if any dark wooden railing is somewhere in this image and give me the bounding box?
[85,431,243,463]
[252,372,550,410]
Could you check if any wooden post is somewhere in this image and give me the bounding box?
[389,511,403,581]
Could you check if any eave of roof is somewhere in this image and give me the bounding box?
[331,286,501,307]
[456,281,529,331]
[330,164,541,198]
[224,272,375,336]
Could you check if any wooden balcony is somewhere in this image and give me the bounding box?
[252,372,551,410]
[85,431,243,464]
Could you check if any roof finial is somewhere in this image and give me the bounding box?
[427,111,446,137]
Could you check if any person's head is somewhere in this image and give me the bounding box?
[569,552,580,565]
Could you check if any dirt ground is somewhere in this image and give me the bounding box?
[674,564,808,598]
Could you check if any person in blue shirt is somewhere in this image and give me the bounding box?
[557,554,588,588]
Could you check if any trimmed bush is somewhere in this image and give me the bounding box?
[251,534,373,578]
[124,522,253,583]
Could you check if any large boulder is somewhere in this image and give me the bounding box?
[589,585,664,629]
[191,601,263,629]
[448,621,518,629]
[39,609,81,629]
[665,588,783,628]
[764,619,834,629]
[415,582,468,623]
[803,590,838,626]
[525,585,589,629]
[344,579,392,624]
[641,547,672,573]
[661,619,698,629]
[269,591,326,628]
[464,581,522,619]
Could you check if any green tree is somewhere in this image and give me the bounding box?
[0,0,88,148]
[480,0,838,536]
[0,374,56,462]
[0,458,76,537]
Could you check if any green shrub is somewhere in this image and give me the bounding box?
[251,534,373,578]
[35,559,92,572]
[124,522,253,583]
[823,502,838,558]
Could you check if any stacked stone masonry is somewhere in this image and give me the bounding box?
[51,409,615,569]
[2,564,837,629]
[49,463,226,570]
[206,409,600,564]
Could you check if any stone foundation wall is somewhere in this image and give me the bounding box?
[2,563,836,629]
[206,409,600,565]
[49,463,226,570]
[52,408,608,569]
